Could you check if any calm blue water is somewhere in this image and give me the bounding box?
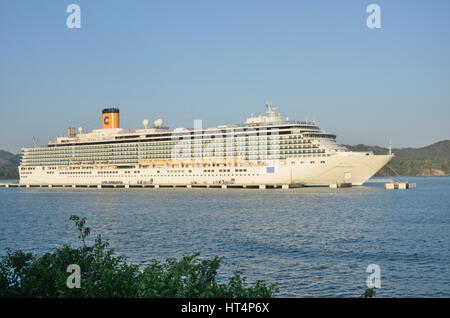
[1,177,449,297]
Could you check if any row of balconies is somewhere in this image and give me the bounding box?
[23,135,314,153]
[27,152,327,165]
[23,147,325,160]
[24,143,320,156]
[21,153,331,166]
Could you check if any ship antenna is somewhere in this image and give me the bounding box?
[265,101,278,116]
[388,140,393,155]
[32,136,40,147]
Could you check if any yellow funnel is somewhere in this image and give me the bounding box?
[102,108,120,129]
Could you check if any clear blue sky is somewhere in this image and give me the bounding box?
[1,0,449,153]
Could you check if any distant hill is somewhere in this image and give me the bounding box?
[0,150,20,179]
[0,140,449,179]
[345,140,450,176]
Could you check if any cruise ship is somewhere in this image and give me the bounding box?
[19,104,393,187]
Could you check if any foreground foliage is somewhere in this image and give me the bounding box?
[0,216,277,298]
[361,288,376,298]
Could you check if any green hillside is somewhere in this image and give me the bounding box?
[345,140,450,176]
[0,150,20,179]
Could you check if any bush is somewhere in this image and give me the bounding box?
[138,254,275,298]
[0,216,277,298]
[361,287,376,298]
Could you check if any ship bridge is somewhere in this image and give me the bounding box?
[245,103,317,128]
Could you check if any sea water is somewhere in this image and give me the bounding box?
[1,177,449,297]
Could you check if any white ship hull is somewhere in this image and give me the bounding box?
[19,153,393,187]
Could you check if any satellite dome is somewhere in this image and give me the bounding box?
[154,118,164,128]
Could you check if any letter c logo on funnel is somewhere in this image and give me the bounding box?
[104,116,110,125]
